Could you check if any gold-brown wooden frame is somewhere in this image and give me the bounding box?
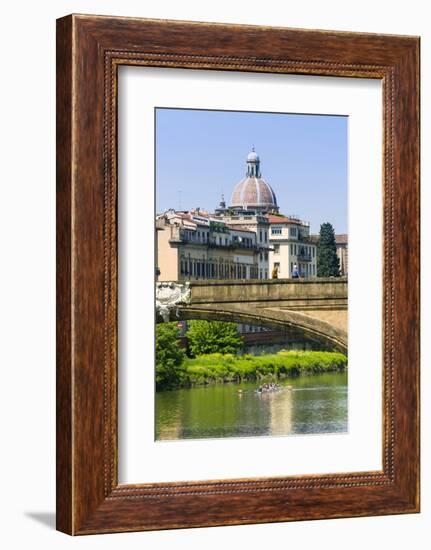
[56,14,420,534]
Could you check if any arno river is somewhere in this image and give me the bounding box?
[155,372,348,441]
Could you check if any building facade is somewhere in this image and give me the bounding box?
[268,215,317,279]
[156,209,259,281]
[335,234,348,276]
[218,211,271,279]
[156,148,322,282]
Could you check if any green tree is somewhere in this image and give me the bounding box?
[155,323,186,390]
[317,222,340,277]
[187,320,244,357]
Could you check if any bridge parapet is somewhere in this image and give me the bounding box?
[187,277,347,307]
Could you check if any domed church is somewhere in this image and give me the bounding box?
[229,147,279,214]
[157,145,319,283]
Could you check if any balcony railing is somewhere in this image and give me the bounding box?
[170,232,258,251]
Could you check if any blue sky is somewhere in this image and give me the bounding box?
[155,108,347,234]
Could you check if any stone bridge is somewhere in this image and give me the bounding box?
[156,278,348,354]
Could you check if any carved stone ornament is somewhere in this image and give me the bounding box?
[155,282,191,322]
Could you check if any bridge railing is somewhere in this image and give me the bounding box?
[174,277,348,305]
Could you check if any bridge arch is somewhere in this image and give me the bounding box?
[158,305,347,354]
[155,278,348,354]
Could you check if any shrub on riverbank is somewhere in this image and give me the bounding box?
[187,320,244,356]
[181,350,347,387]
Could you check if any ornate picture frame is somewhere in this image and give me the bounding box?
[56,14,420,534]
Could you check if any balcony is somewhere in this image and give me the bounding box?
[170,234,258,251]
[297,253,312,262]
[208,241,258,251]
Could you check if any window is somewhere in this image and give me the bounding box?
[259,230,262,242]
[271,227,282,235]
[264,252,268,261]
[312,247,315,257]
[290,227,297,238]
[273,244,280,254]
[264,231,267,243]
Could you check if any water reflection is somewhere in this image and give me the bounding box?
[155,372,347,441]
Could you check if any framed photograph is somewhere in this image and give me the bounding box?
[56,14,420,534]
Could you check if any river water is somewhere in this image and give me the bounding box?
[155,372,347,441]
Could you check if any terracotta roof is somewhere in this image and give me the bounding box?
[267,215,302,225]
[165,211,191,220]
[190,209,211,218]
[335,234,348,244]
[230,177,277,209]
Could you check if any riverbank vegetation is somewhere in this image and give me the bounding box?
[182,350,347,387]
[155,322,347,390]
[181,351,347,387]
[155,323,186,390]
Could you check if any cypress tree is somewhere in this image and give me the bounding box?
[317,222,340,277]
